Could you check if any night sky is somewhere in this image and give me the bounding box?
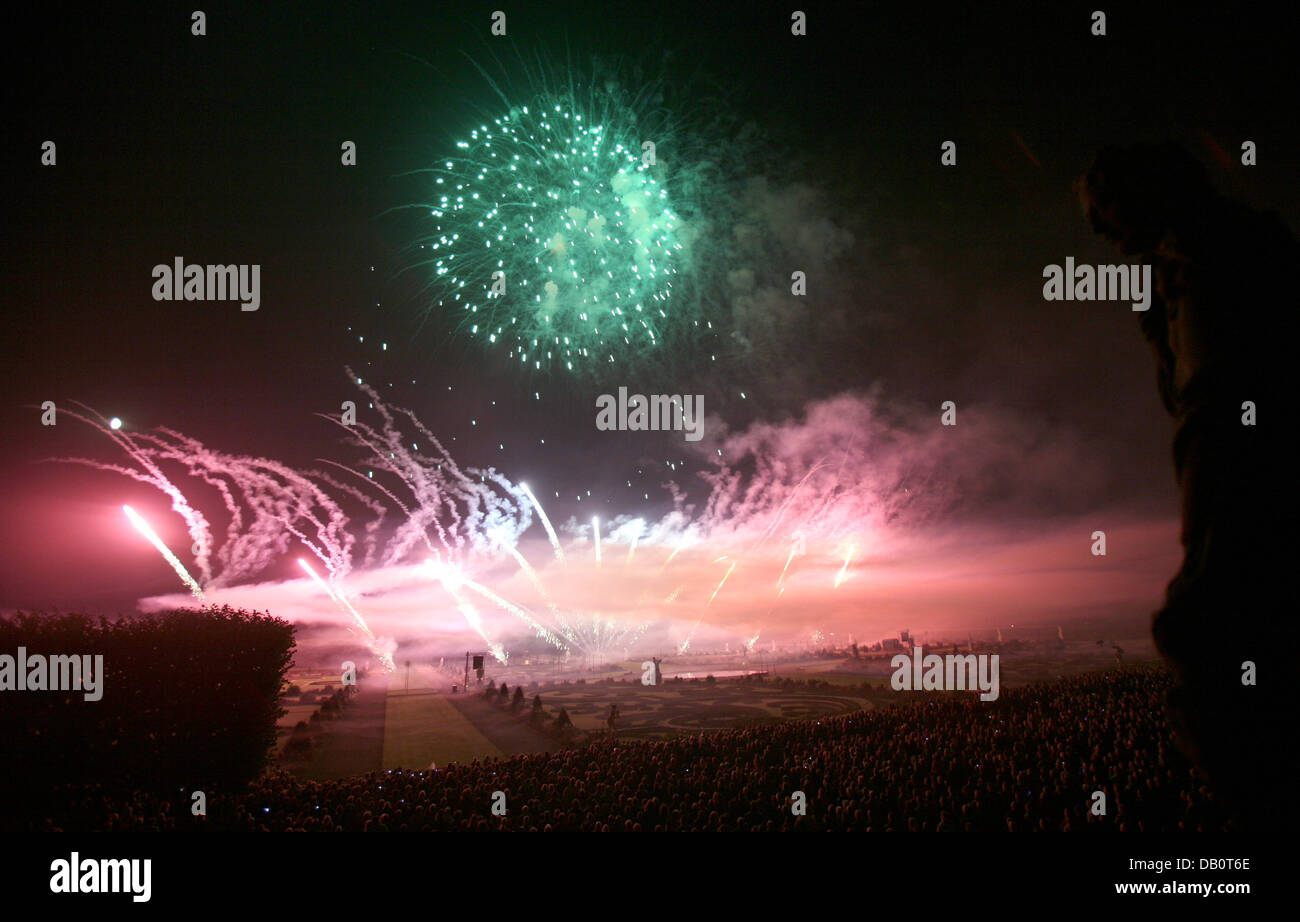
[4,2,1297,650]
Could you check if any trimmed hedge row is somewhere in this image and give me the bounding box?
[0,606,293,805]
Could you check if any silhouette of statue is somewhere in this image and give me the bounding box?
[1079,143,1297,832]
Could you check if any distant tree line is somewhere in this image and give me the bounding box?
[282,684,359,761]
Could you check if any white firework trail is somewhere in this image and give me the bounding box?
[54,404,216,586]
[624,524,640,566]
[298,558,394,671]
[678,558,736,653]
[834,543,855,588]
[324,372,530,566]
[657,542,685,576]
[122,505,205,599]
[521,482,565,561]
[708,559,738,606]
[297,557,342,604]
[777,543,797,589]
[424,560,508,662]
[439,565,567,651]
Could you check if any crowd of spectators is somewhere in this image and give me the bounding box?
[23,665,1230,832]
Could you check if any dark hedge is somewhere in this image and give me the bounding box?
[0,606,293,812]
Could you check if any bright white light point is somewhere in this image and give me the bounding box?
[109,417,122,430]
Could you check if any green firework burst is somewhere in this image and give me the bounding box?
[420,88,698,374]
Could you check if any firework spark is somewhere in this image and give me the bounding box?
[298,558,394,671]
[425,560,508,663]
[122,504,204,599]
[834,544,855,588]
[426,558,563,652]
[678,557,736,653]
[520,482,565,561]
[624,524,640,566]
[297,557,341,605]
